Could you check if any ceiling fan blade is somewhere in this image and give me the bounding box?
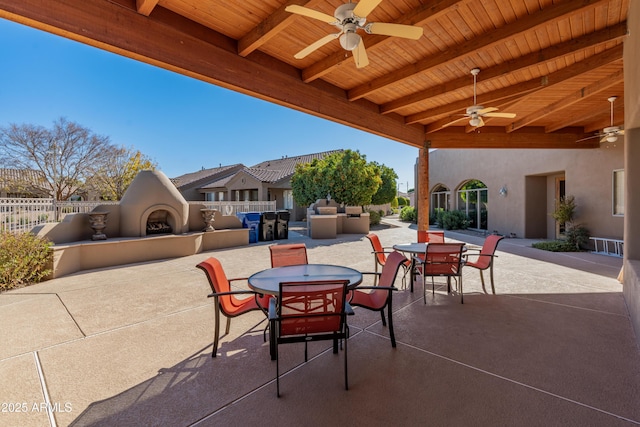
[618,129,625,135]
[441,116,468,128]
[476,107,498,115]
[600,135,609,143]
[366,22,423,40]
[484,112,517,119]
[285,5,337,24]
[294,33,340,59]
[353,0,383,18]
[575,134,600,142]
[353,38,369,68]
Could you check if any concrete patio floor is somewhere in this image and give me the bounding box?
[1,218,638,426]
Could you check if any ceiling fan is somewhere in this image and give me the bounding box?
[285,0,423,68]
[448,68,517,128]
[576,96,625,144]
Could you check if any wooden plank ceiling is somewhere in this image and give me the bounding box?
[0,0,628,149]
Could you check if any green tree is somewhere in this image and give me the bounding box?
[291,150,381,207]
[91,147,157,200]
[370,162,398,205]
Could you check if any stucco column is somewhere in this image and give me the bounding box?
[417,146,430,231]
[623,0,640,345]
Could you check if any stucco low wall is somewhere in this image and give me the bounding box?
[51,229,248,278]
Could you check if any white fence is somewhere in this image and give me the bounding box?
[0,198,276,234]
[0,198,118,234]
[196,201,277,216]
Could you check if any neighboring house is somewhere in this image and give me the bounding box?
[427,145,624,241]
[170,164,245,201]
[0,168,49,198]
[172,150,342,221]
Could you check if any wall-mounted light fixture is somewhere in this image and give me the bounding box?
[499,185,508,197]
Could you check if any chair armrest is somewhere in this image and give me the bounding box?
[463,253,497,260]
[228,277,249,283]
[207,289,258,298]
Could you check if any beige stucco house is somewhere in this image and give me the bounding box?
[0,168,49,198]
[427,144,624,242]
[173,150,342,221]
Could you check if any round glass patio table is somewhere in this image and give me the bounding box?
[248,264,363,296]
[392,243,428,254]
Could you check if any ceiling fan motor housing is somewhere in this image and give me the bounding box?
[466,105,484,115]
[334,3,366,26]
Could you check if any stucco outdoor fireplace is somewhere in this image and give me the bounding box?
[119,170,189,237]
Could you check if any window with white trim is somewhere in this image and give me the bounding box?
[283,190,294,209]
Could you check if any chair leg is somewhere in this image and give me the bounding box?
[344,327,349,390]
[387,303,396,348]
[225,317,231,334]
[489,265,496,294]
[212,306,221,358]
[276,345,281,397]
[380,310,387,326]
[479,269,487,293]
[460,276,464,304]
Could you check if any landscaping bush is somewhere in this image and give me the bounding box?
[399,206,417,223]
[440,210,469,230]
[368,209,381,225]
[532,240,581,252]
[0,232,52,291]
[565,224,590,250]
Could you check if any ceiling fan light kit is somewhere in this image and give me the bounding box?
[285,0,423,68]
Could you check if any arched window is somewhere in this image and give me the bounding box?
[430,184,450,218]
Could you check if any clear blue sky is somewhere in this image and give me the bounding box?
[0,18,417,191]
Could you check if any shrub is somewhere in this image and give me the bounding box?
[399,206,417,223]
[532,240,581,252]
[440,210,469,230]
[368,209,381,225]
[0,232,53,291]
[565,224,590,250]
[379,209,385,218]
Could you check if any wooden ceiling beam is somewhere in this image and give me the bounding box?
[0,0,426,148]
[380,22,627,115]
[508,69,624,132]
[348,0,609,101]
[238,0,310,57]
[136,0,159,16]
[300,0,463,83]
[408,45,623,125]
[426,127,597,149]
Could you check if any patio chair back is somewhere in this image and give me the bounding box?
[464,234,505,294]
[365,233,387,269]
[270,279,350,397]
[422,243,466,303]
[350,250,405,347]
[269,243,308,267]
[196,257,266,357]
